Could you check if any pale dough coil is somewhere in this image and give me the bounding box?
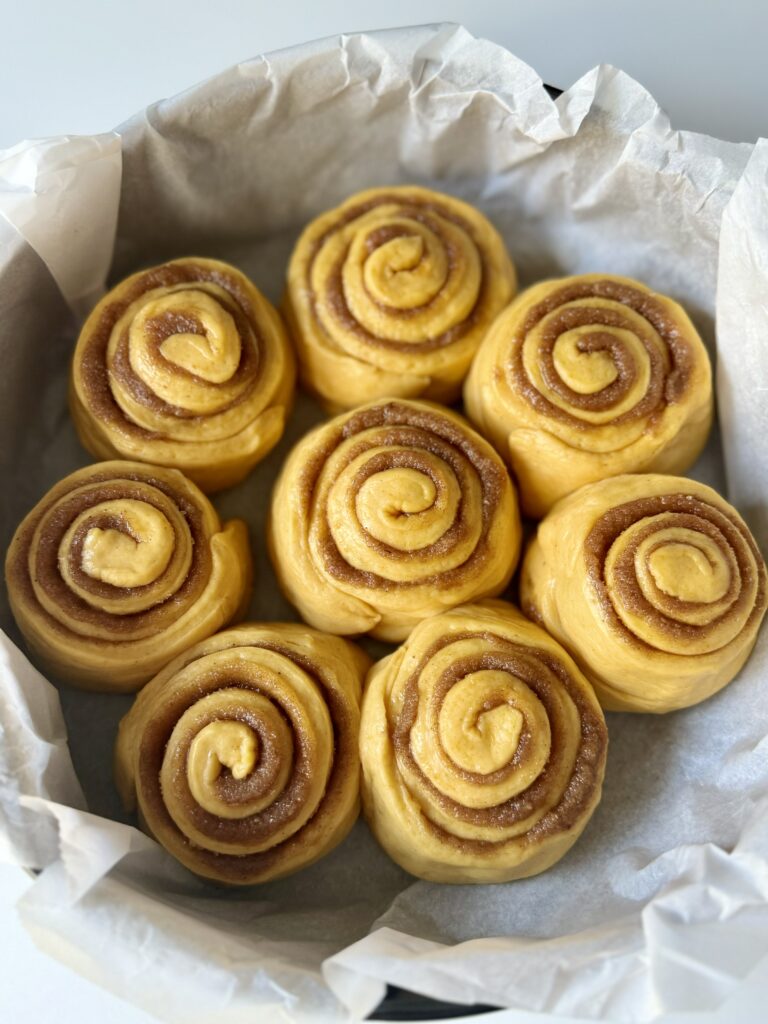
[464,274,713,517]
[285,186,516,411]
[115,623,368,884]
[70,257,295,492]
[359,600,608,883]
[268,399,521,642]
[521,474,767,712]
[5,461,251,691]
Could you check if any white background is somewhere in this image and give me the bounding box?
[2,0,768,147]
[1,2,767,1022]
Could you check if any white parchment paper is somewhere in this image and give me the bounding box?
[1,23,767,1023]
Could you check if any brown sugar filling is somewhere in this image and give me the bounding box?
[585,493,768,650]
[308,193,494,352]
[77,261,266,435]
[134,642,356,881]
[302,402,506,590]
[509,278,695,427]
[8,469,210,640]
[390,631,607,853]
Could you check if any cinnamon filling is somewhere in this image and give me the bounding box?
[78,261,266,434]
[309,194,492,351]
[302,402,506,590]
[585,493,767,648]
[391,631,607,852]
[8,470,209,638]
[135,643,356,880]
[510,278,695,426]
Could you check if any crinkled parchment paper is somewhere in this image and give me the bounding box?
[1,23,767,1024]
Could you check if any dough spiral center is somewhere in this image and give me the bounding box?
[646,535,731,603]
[187,718,262,818]
[152,290,241,383]
[521,302,662,430]
[77,499,175,588]
[323,438,482,582]
[361,229,448,309]
[124,286,247,416]
[437,672,530,776]
[409,653,558,816]
[44,481,198,624]
[551,330,621,395]
[352,462,461,552]
[179,692,294,821]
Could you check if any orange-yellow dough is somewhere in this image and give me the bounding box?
[268,399,521,642]
[359,600,607,883]
[285,186,516,411]
[115,623,369,884]
[70,257,295,492]
[464,274,713,518]
[5,461,252,692]
[521,474,768,713]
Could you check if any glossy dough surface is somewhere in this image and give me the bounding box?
[70,257,295,492]
[115,623,369,884]
[521,474,768,712]
[359,600,607,883]
[5,461,251,691]
[464,274,713,517]
[268,399,522,642]
[285,186,516,410]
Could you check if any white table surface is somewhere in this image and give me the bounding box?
[1,2,767,1022]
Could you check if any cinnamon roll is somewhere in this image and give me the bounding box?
[285,186,516,410]
[5,461,251,691]
[70,258,295,492]
[115,623,368,884]
[359,600,607,883]
[464,274,713,517]
[521,475,768,712]
[268,399,521,642]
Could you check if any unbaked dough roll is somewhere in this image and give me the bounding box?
[464,274,713,517]
[70,257,295,492]
[521,474,767,712]
[359,600,607,883]
[268,399,521,642]
[5,461,251,691]
[116,623,368,884]
[285,186,516,410]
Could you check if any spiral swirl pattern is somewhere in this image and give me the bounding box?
[268,399,521,642]
[464,274,713,517]
[359,600,607,883]
[70,258,295,492]
[115,624,368,884]
[5,461,251,691]
[285,186,516,410]
[521,474,768,712]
